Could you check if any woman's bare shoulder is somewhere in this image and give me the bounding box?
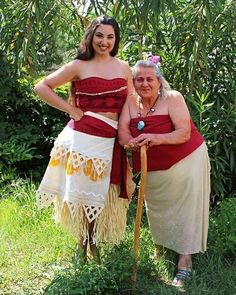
[166,90,185,102]
[115,57,130,69]
[59,59,83,73]
[168,89,183,97]
[127,93,138,106]
[68,59,87,68]
[66,59,91,78]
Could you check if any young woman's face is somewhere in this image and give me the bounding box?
[134,67,161,100]
[92,24,116,56]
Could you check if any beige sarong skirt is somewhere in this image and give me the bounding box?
[36,112,130,245]
[145,142,211,254]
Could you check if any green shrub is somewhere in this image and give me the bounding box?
[0,50,68,181]
[208,197,236,258]
[44,262,119,295]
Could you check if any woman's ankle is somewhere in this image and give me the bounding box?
[177,254,192,270]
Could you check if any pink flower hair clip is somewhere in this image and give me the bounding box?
[148,55,161,66]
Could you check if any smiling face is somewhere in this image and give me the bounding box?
[92,24,116,56]
[134,66,161,101]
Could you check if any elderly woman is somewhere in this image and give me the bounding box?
[118,59,211,286]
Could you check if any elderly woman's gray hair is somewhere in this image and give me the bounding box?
[132,60,171,100]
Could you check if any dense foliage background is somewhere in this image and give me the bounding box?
[0,0,235,198]
[0,1,235,294]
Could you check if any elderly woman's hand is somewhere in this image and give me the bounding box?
[134,133,163,147]
[125,138,140,151]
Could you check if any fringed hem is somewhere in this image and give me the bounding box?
[38,184,129,245]
[95,184,129,244]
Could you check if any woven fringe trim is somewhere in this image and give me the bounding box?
[43,184,129,245]
[49,145,109,180]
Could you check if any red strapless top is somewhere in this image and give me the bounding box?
[73,77,128,113]
[130,115,204,171]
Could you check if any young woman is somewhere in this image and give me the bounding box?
[35,16,134,262]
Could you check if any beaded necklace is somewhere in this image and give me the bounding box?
[137,95,159,131]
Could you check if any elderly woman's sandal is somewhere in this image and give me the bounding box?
[172,268,192,287]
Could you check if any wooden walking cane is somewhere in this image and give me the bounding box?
[131,144,147,294]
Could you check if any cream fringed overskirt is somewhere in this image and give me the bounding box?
[145,142,211,255]
[36,112,129,245]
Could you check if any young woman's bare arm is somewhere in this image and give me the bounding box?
[34,60,83,120]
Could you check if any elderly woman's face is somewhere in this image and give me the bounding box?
[134,66,161,100]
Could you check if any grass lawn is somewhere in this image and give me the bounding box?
[0,179,235,294]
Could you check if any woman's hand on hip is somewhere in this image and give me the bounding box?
[68,106,84,121]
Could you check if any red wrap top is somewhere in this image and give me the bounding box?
[73,77,128,113]
[130,115,204,171]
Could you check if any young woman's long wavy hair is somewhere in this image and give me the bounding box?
[69,16,120,106]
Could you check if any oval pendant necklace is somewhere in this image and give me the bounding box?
[137,95,159,131]
[137,120,145,130]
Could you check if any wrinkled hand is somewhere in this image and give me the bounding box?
[134,133,158,147]
[125,138,140,151]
